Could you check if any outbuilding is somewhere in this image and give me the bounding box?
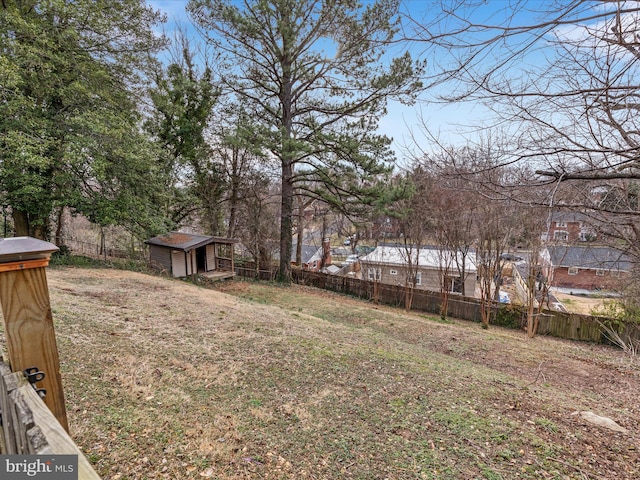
[145,232,235,279]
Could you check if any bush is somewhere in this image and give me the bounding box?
[494,304,524,330]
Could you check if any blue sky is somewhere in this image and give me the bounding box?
[146,0,487,163]
[147,0,575,164]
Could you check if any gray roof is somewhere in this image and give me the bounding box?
[291,243,322,264]
[145,232,235,252]
[360,245,477,272]
[546,245,631,271]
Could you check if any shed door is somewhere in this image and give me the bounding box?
[171,250,187,277]
[186,251,196,276]
[206,244,216,271]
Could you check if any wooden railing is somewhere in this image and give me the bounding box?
[0,237,101,478]
[0,361,101,478]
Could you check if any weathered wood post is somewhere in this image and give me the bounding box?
[0,237,69,432]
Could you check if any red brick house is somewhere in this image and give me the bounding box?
[541,245,630,291]
[291,239,331,272]
[543,212,597,243]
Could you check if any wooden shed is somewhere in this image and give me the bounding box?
[145,232,235,279]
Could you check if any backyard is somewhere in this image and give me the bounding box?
[32,267,640,479]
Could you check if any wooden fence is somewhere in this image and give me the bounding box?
[289,269,640,346]
[0,361,101,478]
[63,237,141,261]
[235,263,278,281]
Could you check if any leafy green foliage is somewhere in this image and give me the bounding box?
[146,42,221,234]
[0,0,167,240]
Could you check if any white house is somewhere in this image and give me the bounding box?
[359,245,477,297]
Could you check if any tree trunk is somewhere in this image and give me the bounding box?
[277,160,294,283]
[227,150,239,239]
[296,199,303,266]
[440,288,450,320]
[405,283,415,311]
[55,207,65,246]
[12,209,47,239]
[526,301,536,338]
[13,210,30,237]
[277,56,294,284]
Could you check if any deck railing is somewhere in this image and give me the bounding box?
[0,361,101,478]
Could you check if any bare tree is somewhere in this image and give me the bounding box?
[410,1,640,257]
[417,144,525,327]
[392,173,429,311]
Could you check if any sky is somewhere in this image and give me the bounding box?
[146,0,488,164]
[145,0,612,165]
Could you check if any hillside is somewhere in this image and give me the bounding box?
[40,267,639,479]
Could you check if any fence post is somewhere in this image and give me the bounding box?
[0,237,69,432]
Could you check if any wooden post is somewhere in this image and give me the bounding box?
[0,237,69,432]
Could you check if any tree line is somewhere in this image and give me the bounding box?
[1,1,639,315]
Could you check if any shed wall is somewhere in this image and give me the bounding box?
[149,245,172,273]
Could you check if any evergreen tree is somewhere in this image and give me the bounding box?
[188,0,422,282]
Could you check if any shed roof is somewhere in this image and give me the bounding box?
[145,232,235,252]
[546,245,631,271]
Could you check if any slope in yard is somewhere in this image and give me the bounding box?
[22,268,640,479]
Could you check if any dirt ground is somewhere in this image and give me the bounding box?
[28,267,640,479]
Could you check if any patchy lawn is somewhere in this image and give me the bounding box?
[36,268,640,479]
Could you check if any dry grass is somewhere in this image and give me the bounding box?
[24,267,640,479]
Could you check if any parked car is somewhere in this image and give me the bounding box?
[343,238,351,246]
[500,253,523,262]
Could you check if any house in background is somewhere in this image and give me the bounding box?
[370,215,403,240]
[359,245,477,297]
[145,232,235,279]
[291,239,331,272]
[543,212,597,243]
[540,245,630,291]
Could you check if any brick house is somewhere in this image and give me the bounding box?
[291,239,331,272]
[543,212,597,243]
[541,245,630,291]
[359,245,477,296]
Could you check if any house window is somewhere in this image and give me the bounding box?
[596,269,605,277]
[579,231,595,242]
[367,268,382,281]
[568,267,578,275]
[389,269,398,275]
[445,276,464,294]
[556,221,567,227]
[415,272,422,286]
[611,270,620,278]
[553,231,568,241]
